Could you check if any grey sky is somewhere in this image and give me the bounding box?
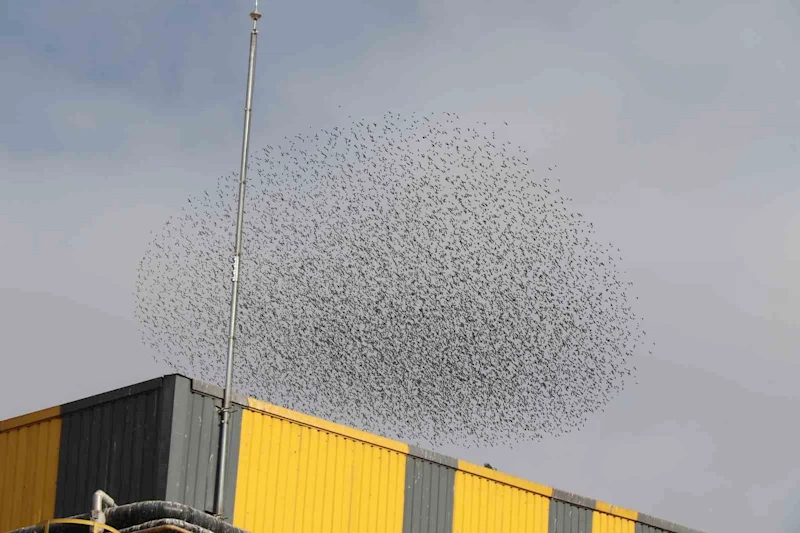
[1,1,798,531]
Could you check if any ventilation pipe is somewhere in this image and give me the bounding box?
[90,490,116,531]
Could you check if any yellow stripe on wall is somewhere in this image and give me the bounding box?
[245,398,409,454]
[458,461,554,498]
[452,465,551,533]
[0,406,60,432]
[0,407,61,532]
[595,501,638,522]
[233,407,408,533]
[591,510,636,533]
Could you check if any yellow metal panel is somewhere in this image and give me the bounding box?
[0,406,60,432]
[453,469,550,533]
[0,430,7,522]
[516,487,525,531]
[537,491,548,532]
[595,501,638,522]
[592,510,636,533]
[246,397,408,454]
[273,418,293,533]
[365,445,378,528]
[457,460,554,498]
[12,423,26,527]
[487,476,496,530]
[350,441,364,533]
[294,420,313,531]
[477,476,487,533]
[0,412,61,532]
[233,407,408,533]
[312,429,327,533]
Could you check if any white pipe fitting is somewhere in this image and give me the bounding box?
[90,490,116,526]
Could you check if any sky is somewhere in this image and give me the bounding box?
[1,1,798,531]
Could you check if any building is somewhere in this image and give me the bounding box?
[0,374,702,533]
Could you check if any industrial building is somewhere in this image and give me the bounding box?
[0,374,702,533]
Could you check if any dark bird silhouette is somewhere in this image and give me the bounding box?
[135,112,645,448]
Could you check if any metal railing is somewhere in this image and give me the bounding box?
[40,519,120,533]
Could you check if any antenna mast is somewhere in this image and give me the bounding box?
[215,0,261,519]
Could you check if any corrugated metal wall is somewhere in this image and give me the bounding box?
[548,499,593,533]
[452,465,551,533]
[635,514,698,533]
[54,377,172,518]
[226,395,701,533]
[0,407,62,532]
[592,502,637,533]
[233,400,408,533]
[164,376,242,520]
[0,374,704,533]
[0,375,245,528]
[548,503,638,533]
[402,447,455,533]
[592,511,636,533]
[636,524,671,533]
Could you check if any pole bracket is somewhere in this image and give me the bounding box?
[231,256,240,282]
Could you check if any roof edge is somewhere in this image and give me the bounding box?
[0,373,705,533]
[638,512,706,533]
[189,377,249,406]
[458,460,555,498]
[0,405,61,432]
[245,397,410,455]
[61,376,165,414]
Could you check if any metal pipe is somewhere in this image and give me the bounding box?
[214,1,261,519]
[123,526,192,533]
[124,524,191,533]
[91,490,116,529]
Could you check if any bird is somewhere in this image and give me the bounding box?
[135,111,645,448]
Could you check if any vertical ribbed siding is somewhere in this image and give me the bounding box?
[636,514,699,533]
[54,378,171,518]
[0,409,61,532]
[402,450,455,533]
[592,511,636,533]
[636,524,670,533]
[0,373,705,533]
[591,502,637,533]
[452,470,550,533]
[548,499,593,533]
[164,376,242,520]
[233,408,407,533]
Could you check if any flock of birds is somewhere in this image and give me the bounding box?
[135,111,645,447]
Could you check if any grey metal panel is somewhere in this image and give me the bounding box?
[408,444,459,469]
[637,513,705,533]
[165,375,242,521]
[55,377,171,518]
[224,400,243,517]
[636,523,696,533]
[60,377,164,414]
[548,499,592,533]
[165,375,192,504]
[637,524,669,533]
[191,378,250,406]
[549,490,703,533]
[551,488,596,510]
[155,375,177,498]
[402,455,455,533]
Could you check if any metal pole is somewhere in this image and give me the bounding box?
[214,1,261,518]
